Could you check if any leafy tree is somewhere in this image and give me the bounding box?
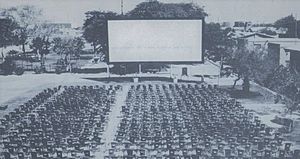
[33,23,59,40]
[264,65,300,111]
[229,46,267,92]
[204,23,223,52]
[83,11,119,59]
[71,37,85,58]
[52,37,84,64]
[274,15,299,38]
[1,5,42,53]
[52,37,63,56]
[30,36,50,66]
[0,18,19,47]
[127,1,207,19]
[204,23,236,65]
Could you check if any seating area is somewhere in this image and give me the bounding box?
[0,85,121,159]
[105,84,299,159]
[0,83,299,159]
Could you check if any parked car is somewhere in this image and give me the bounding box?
[6,50,40,62]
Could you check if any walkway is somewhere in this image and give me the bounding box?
[94,84,130,158]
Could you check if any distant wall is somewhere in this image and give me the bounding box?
[268,43,280,66]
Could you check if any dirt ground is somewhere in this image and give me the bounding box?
[1,72,300,153]
[224,84,300,149]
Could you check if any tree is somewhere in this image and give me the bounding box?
[52,37,63,56]
[52,37,84,72]
[264,65,300,108]
[203,23,236,65]
[30,36,50,66]
[0,18,19,47]
[33,23,59,40]
[204,23,237,74]
[274,15,299,38]
[52,37,84,64]
[1,5,42,53]
[72,37,85,57]
[127,1,207,19]
[228,46,267,92]
[83,11,119,59]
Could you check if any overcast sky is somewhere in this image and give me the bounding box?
[1,0,299,27]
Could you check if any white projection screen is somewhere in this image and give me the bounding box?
[107,19,203,63]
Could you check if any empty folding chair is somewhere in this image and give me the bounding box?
[264,150,271,158]
[56,150,63,158]
[196,148,203,156]
[218,143,225,151]
[139,149,146,156]
[109,149,114,156]
[127,149,134,157]
[277,137,283,146]
[43,151,49,158]
[169,149,176,156]
[84,150,90,157]
[279,150,285,158]
[212,149,218,157]
[264,137,271,145]
[270,142,277,151]
[285,143,292,152]
[182,149,188,156]
[293,149,300,159]
[204,141,211,150]
[251,149,258,158]
[258,141,265,150]
[191,155,199,159]
[225,149,231,158]
[237,149,244,158]
[3,151,10,159]
[16,152,24,159]
[30,151,38,159]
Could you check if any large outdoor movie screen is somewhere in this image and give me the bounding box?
[108,19,203,63]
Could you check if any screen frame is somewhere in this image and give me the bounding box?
[106,17,205,64]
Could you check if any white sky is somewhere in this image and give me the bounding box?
[0,0,299,27]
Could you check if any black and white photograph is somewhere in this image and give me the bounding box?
[0,0,300,158]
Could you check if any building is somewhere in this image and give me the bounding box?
[236,31,300,71]
[268,41,300,71]
[236,32,275,50]
[40,23,82,39]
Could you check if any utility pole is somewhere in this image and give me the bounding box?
[121,0,124,15]
[295,14,298,38]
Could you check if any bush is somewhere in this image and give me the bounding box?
[14,67,24,75]
[264,65,300,110]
